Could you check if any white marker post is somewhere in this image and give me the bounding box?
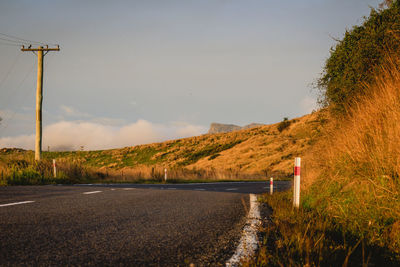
[53,159,57,178]
[270,177,273,195]
[293,157,301,208]
[164,168,167,182]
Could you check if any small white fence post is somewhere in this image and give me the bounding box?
[53,159,57,178]
[293,157,301,208]
[164,168,167,182]
[270,177,273,195]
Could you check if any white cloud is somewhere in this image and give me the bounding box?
[0,119,207,151]
[300,96,317,114]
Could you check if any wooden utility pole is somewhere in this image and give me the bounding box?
[21,45,60,161]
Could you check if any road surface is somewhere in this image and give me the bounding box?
[0,181,290,266]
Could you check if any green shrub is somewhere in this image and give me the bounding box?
[277,117,291,132]
[208,153,220,160]
[318,1,400,113]
[7,166,43,185]
[180,140,242,165]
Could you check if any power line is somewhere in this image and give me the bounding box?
[0,52,21,90]
[0,60,36,131]
[0,32,47,46]
[0,36,25,44]
[0,42,21,47]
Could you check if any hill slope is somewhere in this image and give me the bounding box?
[39,112,323,178]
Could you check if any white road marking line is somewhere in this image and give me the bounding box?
[110,189,116,191]
[82,191,102,195]
[226,188,238,191]
[123,188,134,190]
[226,194,261,267]
[0,201,35,207]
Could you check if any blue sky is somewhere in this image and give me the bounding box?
[0,0,381,150]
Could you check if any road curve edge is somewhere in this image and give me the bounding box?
[226,193,261,267]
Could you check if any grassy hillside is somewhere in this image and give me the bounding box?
[0,112,322,184]
[54,111,321,175]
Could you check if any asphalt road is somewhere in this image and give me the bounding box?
[0,181,290,266]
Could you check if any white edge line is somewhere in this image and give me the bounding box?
[226,194,261,267]
[0,201,35,207]
[82,191,102,195]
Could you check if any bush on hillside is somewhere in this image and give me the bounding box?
[277,117,291,132]
[318,1,400,113]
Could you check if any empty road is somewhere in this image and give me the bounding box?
[0,181,290,266]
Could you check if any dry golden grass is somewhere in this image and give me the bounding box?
[303,55,400,252]
[187,112,322,176]
[245,59,400,265]
[134,112,321,177]
[95,165,263,182]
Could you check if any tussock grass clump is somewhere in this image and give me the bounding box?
[303,56,400,254]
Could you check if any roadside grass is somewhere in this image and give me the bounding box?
[0,150,275,185]
[245,54,400,267]
[244,191,400,267]
[0,149,108,185]
[299,55,400,258]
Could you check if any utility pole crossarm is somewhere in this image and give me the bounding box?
[21,45,60,52]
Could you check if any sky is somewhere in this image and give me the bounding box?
[0,0,381,150]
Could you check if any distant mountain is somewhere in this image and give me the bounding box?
[208,123,241,134]
[208,122,265,134]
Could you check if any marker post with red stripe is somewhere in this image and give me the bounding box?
[293,157,301,208]
[53,159,57,178]
[270,177,273,195]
